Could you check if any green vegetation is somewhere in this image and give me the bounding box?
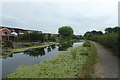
[48,34,58,42]
[6,44,89,78]
[58,26,74,42]
[84,26,119,57]
[18,31,45,42]
[73,35,84,40]
[1,42,59,58]
[79,41,98,78]
[83,40,91,47]
[16,31,58,42]
[2,41,14,48]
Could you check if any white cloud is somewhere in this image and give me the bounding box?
[0,0,119,35]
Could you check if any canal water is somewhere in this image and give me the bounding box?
[1,41,83,78]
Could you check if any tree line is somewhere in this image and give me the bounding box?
[84,26,120,57]
[17,31,57,42]
[16,26,83,43]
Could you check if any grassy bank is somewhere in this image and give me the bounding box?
[6,43,89,78]
[1,42,59,58]
[79,41,98,78]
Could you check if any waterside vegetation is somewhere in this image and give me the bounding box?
[6,41,92,78]
[84,26,119,57]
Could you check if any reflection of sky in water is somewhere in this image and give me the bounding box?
[1,42,83,78]
[73,42,84,47]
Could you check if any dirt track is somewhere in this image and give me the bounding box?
[92,41,119,78]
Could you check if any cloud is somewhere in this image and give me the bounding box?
[1,16,28,27]
[0,0,118,35]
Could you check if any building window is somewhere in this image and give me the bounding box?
[2,32,8,35]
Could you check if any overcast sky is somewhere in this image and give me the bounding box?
[0,0,119,35]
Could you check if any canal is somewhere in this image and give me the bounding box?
[1,41,84,78]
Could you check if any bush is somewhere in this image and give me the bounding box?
[80,47,89,55]
[83,41,91,47]
[3,41,14,48]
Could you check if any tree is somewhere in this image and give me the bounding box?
[105,27,120,34]
[58,26,74,41]
[105,27,114,34]
[18,31,45,42]
[84,30,103,39]
[49,34,57,42]
[73,35,84,40]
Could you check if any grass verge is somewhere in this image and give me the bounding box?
[79,41,98,78]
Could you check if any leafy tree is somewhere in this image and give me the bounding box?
[18,31,45,42]
[105,27,114,34]
[18,33,30,41]
[84,31,92,39]
[73,35,84,40]
[49,34,57,42]
[84,30,103,39]
[105,27,120,34]
[29,31,45,42]
[58,26,74,41]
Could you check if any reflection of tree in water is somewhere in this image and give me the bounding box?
[24,48,45,57]
[58,41,74,51]
[50,44,56,50]
[9,54,13,57]
[47,46,51,52]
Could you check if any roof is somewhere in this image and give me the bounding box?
[0,28,11,32]
[0,26,42,32]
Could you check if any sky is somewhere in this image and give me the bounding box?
[0,0,119,35]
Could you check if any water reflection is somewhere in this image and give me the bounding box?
[9,54,13,57]
[2,42,83,78]
[1,41,82,59]
[50,44,56,50]
[24,48,45,57]
[58,41,74,51]
[23,41,74,57]
[47,46,51,52]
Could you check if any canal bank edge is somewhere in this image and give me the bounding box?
[0,42,60,58]
[79,41,98,78]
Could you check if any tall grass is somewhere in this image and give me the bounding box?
[79,41,98,78]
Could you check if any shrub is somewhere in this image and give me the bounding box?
[3,41,14,48]
[80,47,89,55]
[83,41,91,47]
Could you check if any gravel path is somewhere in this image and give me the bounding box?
[91,41,119,78]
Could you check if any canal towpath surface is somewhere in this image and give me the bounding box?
[92,41,119,78]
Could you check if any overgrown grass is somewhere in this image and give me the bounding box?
[79,41,98,78]
[6,45,88,78]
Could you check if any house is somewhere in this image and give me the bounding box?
[0,26,42,41]
[0,26,29,41]
[0,27,14,41]
[1,26,28,36]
